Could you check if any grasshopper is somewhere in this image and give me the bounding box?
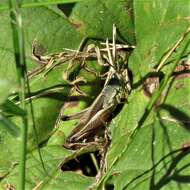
[62,25,134,150]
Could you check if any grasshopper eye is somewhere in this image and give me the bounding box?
[108,74,119,85]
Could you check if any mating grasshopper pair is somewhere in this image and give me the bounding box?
[62,25,134,150]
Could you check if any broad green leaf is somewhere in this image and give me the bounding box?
[0,0,86,11]
[0,79,16,105]
[40,172,94,190]
[68,0,135,44]
[1,1,189,190]
[0,99,26,116]
[129,0,190,83]
[0,113,20,137]
[0,126,21,177]
[108,121,190,190]
[0,6,81,179]
[102,75,190,190]
[0,144,94,189]
[0,6,83,79]
[0,0,132,186]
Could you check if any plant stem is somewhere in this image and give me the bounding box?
[9,1,28,189]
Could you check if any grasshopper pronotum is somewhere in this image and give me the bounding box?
[62,24,134,150]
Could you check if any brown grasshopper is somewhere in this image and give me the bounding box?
[62,25,134,150]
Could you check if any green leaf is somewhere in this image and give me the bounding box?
[68,0,135,43]
[129,0,190,83]
[0,5,78,180]
[0,99,26,116]
[0,113,20,137]
[0,0,86,11]
[102,74,190,190]
[40,172,94,190]
[0,145,94,190]
[0,79,16,105]
[1,1,189,189]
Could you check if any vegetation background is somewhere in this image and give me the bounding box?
[0,0,189,190]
